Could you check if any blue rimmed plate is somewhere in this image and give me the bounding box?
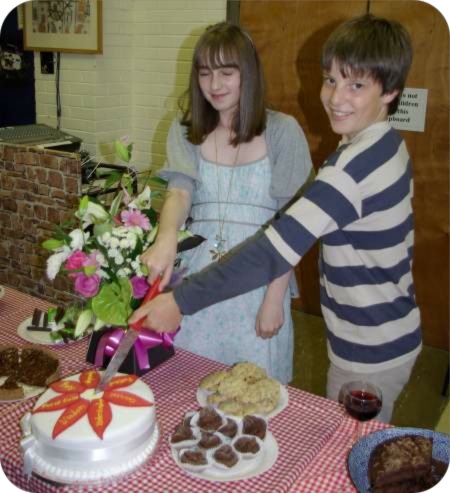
[348,427,450,492]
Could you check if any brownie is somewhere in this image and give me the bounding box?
[0,375,20,390]
[17,347,58,387]
[180,448,208,466]
[242,415,267,440]
[170,424,196,444]
[198,431,222,449]
[0,347,19,377]
[197,407,223,431]
[234,436,260,454]
[369,435,433,492]
[218,418,238,438]
[213,445,239,468]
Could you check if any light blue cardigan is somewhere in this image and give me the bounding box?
[159,109,313,208]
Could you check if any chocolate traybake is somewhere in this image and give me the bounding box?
[0,345,60,401]
[368,435,448,492]
[17,347,59,387]
[0,346,19,377]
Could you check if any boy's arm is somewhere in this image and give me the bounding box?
[256,270,292,339]
[173,228,295,315]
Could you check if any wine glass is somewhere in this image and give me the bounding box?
[340,381,382,445]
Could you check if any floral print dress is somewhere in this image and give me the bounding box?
[175,155,294,384]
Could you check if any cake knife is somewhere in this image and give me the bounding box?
[94,276,161,393]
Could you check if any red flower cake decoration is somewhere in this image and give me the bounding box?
[33,370,153,439]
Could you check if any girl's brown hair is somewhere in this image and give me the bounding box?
[180,22,266,146]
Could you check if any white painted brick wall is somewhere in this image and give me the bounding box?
[34,0,226,171]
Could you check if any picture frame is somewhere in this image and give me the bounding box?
[23,0,103,54]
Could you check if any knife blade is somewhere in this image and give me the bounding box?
[94,277,161,393]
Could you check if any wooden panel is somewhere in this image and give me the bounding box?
[241,0,449,349]
[240,1,367,314]
[370,0,449,349]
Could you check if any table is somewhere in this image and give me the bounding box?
[0,286,387,492]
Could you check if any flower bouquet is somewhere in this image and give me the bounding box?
[42,138,203,374]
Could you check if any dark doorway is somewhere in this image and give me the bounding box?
[0,6,35,126]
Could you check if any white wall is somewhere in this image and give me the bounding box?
[34,0,226,170]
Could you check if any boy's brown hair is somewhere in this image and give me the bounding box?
[321,14,413,114]
[180,22,266,146]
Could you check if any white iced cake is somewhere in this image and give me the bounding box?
[20,370,159,484]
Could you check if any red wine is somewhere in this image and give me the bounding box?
[344,390,382,421]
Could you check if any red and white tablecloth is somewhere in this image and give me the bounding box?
[0,287,387,492]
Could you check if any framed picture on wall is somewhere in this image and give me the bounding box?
[23,0,103,54]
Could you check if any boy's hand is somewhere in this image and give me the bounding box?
[128,292,182,333]
[255,298,284,339]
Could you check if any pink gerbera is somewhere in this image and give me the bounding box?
[120,210,150,230]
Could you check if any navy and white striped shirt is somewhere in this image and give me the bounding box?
[174,121,422,372]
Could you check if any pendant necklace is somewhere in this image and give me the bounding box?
[210,129,240,261]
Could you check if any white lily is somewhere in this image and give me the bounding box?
[128,185,152,210]
[76,200,109,227]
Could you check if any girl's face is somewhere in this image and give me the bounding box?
[198,63,241,119]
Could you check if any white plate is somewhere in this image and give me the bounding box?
[0,376,45,403]
[172,430,278,482]
[17,317,60,345]
[0,285,4,299]
[196,385,289,419]
[17,317,87,346]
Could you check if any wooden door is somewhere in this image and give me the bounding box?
[240,0,449,349]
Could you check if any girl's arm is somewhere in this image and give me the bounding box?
[256,270,292,339]
[140,187,192,289]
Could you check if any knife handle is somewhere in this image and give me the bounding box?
[129,277,162,332]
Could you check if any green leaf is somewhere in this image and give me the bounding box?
[93,317,106,331]
[148,176,167,187]
[47,307,57,323]
[74,309,93,338]
[115,141,131,163]
[104,171,122,190]
[83,265,97,276]
[143,208,158,226]
[109,190,124,217]
[78,195,90,214]
[92,278,132,326]
[146,224,159,245]
[41,238,64,250]
[93,222,113,238]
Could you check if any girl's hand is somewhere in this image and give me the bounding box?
[128,292,182,333]
[140,233,177,290]
[255,298,284,339]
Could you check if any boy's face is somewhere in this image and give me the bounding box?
[320,60,398,142]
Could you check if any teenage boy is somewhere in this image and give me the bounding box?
[130,14,421,423]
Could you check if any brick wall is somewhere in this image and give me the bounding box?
[0,144,82,304]
[34,0,226,170]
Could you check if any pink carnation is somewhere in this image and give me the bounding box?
[65,251,89,278]
[74,273,100,298]
[120,210,150,230]
[130,276,150,299]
